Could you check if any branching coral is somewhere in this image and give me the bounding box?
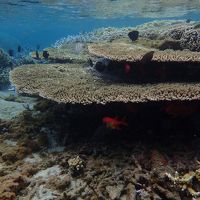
[166,169,200,197]
[68,156,85,176]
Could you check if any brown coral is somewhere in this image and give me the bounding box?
[10,63,200,104]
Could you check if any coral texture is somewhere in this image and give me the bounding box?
[88,42,154,62]
[152,50,200,62]
[89,42,200,63]
[10,64,200,104]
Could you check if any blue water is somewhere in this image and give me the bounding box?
[0,0,200,51]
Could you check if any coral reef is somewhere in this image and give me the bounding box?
[1,98,200,199]
[136,20,200,52]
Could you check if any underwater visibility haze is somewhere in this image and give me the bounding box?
[0,1,200,200]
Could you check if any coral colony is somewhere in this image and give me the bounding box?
[0,20,200,199]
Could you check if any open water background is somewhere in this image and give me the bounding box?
[0,0,200,51]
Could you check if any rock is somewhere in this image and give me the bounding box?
[106,184,124,200]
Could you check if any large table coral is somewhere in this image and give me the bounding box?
[10,63,200,104]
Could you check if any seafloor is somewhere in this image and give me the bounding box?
[0,20,200,200]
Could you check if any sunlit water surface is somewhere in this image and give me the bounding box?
[0,0,200,50]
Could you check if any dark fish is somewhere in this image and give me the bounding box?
[36,50,39,59]
[17,45,22,53]
[128,30,139,41]
[43,50,49,59]
[8,49,14,57]
[186,19,191,23]
[36,44,40,50]
[94,58,110,72]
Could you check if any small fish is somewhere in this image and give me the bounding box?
[36,44,40,50]
[128,30,139,41]
[43,50,49,59]
[102,117,128,130]
[124,63,131,75]
[8,49,14,57]
[17,45,22,53]
[186,19,191,23]
[36,50,39,59]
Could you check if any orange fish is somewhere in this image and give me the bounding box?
[102,117,128,130]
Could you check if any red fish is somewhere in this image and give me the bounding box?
[102,117,128,130]
[124,63,131,75]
